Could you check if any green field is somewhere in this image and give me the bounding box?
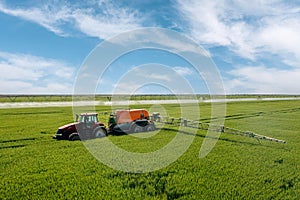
[0,100,299,199]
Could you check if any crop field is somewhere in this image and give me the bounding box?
[0,100,299,199]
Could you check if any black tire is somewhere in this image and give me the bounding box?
[131,124,143,133]
[69,133,80,141]
[94,127,107,138]
[144,124,155,132]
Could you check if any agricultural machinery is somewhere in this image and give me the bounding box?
[53,109,156,141]
[53,113,107,141]
[53,108,285,144]
[108,109,155,133]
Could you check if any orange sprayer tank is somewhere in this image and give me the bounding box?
[114,109,149,124]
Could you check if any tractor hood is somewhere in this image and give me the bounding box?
[58,122,79,130]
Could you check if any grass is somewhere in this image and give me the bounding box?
[0,100,299,199]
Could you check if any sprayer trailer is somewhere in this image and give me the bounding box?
[108,109,156,134]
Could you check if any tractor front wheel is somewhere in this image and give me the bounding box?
[69,133,80,141]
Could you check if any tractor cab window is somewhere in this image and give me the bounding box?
[90,115,98,123]
[80,115,98,128]
[80,115,86,123]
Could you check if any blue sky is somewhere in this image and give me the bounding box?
[0,0,300,94]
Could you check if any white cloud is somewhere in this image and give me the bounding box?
[0,2,70,36]
[225,66,300,94]
[71,2,143,39]
[174,66,193,76]
[131,67,172,82]
[256,17,300,66]
[0,52,75,94]
[177,0,300,94]
[0,1,144,39]
[148,74,171,82]
[110,65,196,94]
[176,0,300,64]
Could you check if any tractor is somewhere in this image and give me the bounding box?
[53,113,107,141]
[108,109,156,134]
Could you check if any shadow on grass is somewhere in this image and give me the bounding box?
[160,127,284,148]
[0,144,26,149]
[108,126,277,147]
[0,137,37,143]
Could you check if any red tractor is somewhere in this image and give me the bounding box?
[53,113,107,141]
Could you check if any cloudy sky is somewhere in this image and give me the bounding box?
[0,0,299,94]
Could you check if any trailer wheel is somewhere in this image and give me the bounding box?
[131,124,143,133]
[94,127,107,138]
[145,124,155,132]
[69,133,80,141]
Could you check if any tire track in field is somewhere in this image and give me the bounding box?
[0,137,53,150]
[0,137,36,149]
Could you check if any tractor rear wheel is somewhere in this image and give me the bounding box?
[94,127,107,138]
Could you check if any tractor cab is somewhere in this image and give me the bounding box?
[76,113,98,129]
